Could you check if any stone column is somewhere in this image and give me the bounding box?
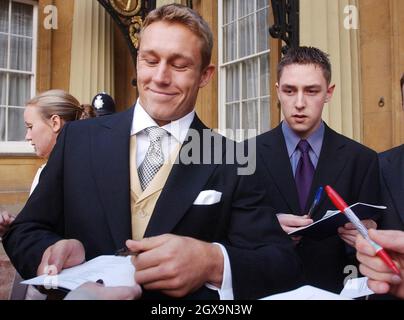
[300,0,361,142]
[69,0,114,104]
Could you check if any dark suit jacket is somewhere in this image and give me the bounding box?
[255,122,381,293]
[3,107,301,300]
[378,144,404,230]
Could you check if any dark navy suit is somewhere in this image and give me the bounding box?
[255,123,381,293]
[379,144,404,230]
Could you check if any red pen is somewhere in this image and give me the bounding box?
[325,185,400,275]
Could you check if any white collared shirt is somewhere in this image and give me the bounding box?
[130,99,234,299]
[131,99,195,167]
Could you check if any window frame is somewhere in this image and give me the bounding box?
[218,0,271,141]
[0,0,37,154]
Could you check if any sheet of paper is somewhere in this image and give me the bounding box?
[260,285,351,300]
[340,277,374,299]
[323,209,338,219]
[22,255,135,291]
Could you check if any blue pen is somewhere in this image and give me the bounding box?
[307,186,323,218]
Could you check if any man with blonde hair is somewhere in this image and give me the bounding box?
[4,4,301,300]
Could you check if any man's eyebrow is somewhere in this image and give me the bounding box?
[138,49,157,56]
[304,85,322,89]
[170,54,193,62]
[280,84,322,89]
[280,84,296,89]
[139,50,194,63]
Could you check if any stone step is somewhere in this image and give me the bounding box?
[0,157,44,192]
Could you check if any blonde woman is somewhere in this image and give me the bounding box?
[2,89,94,299]
[24,89,89,158]
[1,89,90,236]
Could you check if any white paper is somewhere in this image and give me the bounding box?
[260,285,351,300]
[323,209,338,219]
[22,255,135,291]
[340,277,374,299]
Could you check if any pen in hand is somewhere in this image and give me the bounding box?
[307,186,323,218]
[115,246,138,257]
[325,185,401,275]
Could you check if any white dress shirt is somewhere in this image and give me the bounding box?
[29,164,46,195]
[130,100,234,299]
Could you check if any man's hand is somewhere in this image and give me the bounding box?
[0,210,15,237]
[276,213,313,243]
[37,239,85,276]
[338,219,377,247]
[64,281,142,300]
[126,234,224,298]
[355,229,404,299]
[276,213,313,234]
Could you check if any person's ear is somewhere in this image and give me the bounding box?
[50,114,63,134]
[199,64,216,88]
[275,82,281,100]
[325,84,335,103]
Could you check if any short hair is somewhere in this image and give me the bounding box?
[140,4,213,70]
[26,89,87,122]
[277,46,332,85]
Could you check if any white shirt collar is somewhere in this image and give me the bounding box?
[130,99,195,144]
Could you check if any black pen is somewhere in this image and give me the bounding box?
[115,246,138,257]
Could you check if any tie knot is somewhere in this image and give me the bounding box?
[144,126,167,143]
[297,140,311,153]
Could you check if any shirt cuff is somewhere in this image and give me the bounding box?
[205,243,234,300]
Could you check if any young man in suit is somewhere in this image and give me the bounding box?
[255,46,381,293]
[3,4,301,300]
[378,73,404,231]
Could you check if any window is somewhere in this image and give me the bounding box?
[219,0,271,141]
[0,0,37,153]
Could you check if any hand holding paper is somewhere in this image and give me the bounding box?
[276,213,313,234]
[126,234,224,298]
[37,239,85,276]
[23,255,137,292]
[288,202,385,240]
[338,219,377,247]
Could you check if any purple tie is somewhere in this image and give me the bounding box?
[295,140,315,213]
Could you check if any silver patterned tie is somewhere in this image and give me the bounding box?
[138,126,167,191]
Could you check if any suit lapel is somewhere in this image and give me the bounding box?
[258,125,301,213]
[91,108,134,248]
[382,146,404,225]
[144,116,222,237]
[308,124,347,218]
